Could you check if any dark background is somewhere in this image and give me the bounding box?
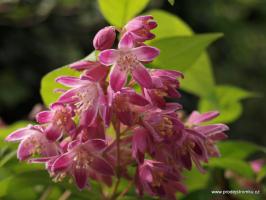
[0,0,265,145]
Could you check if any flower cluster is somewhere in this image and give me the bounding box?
[5,15,229,199]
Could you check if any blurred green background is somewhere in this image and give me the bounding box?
[0,0,265,199]
[0,0,265,145]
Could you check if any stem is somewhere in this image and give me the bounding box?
[58,190,71,200]
[39,186,52,200]
[110,121,121,200]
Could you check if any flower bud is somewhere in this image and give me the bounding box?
[93,26,116,50]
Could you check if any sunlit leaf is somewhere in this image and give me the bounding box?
[40,52,96,106]
[98,0,150,27]
[218,140,266,160]
[40,66,80,107]
[198,85,255,123]
[146,10,216,98]
[257,165,266,182]
[208,158,255,178]
[168,0,175,6]
[149,33,223,71]
[146,10,192,38]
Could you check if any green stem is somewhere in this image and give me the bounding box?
[110,121,121,200]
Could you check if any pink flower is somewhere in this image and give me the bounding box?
[93,26,116,50]
[132,104,183,163]
[144,69,183,108]
[250,159,265,173]
[136,160,187,200]
[36,103,76,141]
[70,60,109,82]
[51,139,114,189]
[5,125,60,160]
[141,104,184,142]
[99,32,160,91]
[174,111,229,171]
[108,87,149,125]
[56,75,107,127]
[124,15,157,42]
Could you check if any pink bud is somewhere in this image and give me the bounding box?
[93,26,116,50]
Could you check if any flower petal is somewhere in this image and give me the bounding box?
[57,88,79,103]
[52,153,73,172]
[84,64,108,82]
[17,139,34,160]
[194,124,229,136]
[188,111,219,125]
[98,49,119,66]
[74,166,88,190]
[132,46,160,62]
[132,63,152,88]
[56,76,87,87]
[118,32,135,49]
[45,124,62,141]
[83,139,107,152]
[110,64,127,91]
[79,105,98,127]
[90,157,114,176]
[5,127,33,142]
[36,111,53,124]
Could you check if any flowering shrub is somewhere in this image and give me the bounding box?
[5,15,229,200]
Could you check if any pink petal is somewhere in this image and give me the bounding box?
[117,111,134,126]
[110,64,127,91]
[139,165,153,183]
[90,157,114,176]
[36,111,53,124]
[84,65,108,82]
[70,60,95,71]
[17,139,34,160]
[98,49,119,66]
[194,124,229,136]
[118,32,135,49]
[188,111,220,125]
[5,127,32,142]
[52,153,73,172]
[79,105,98,127]
[45,124,62,141]
[29,157,54,163]
[56,76,87,87]
[132,63,152,88]
[57,88,79,103]
[127,91,150,106]
[132,46,160,62]
[74,166,88,190]
[83,139,107,152]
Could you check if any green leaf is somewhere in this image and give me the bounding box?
[183,167,210,192]
[40,52,96,107]
[146,10,216,98]
[149,33,223,71]
[257,165,266,182]
[181,53,216,98]
[0,176,13,197]
[198,85,254,123]
[0,150,16,167]
[208,158,255,178]
[168,0,175,6]
[40,66,80,107]
[218,140,266,160]
[98,0,150,27]
[146,10,192,38]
